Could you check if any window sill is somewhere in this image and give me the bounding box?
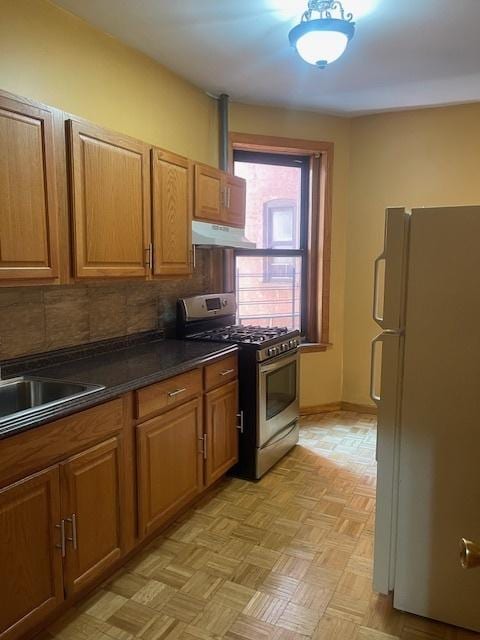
[298,342,333,354]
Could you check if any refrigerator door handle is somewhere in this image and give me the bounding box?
[373,252,386,327]
[370,334,384,404]
[370,330,402,405]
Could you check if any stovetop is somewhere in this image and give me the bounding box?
[177,294,301,361]
[189,324,294,346]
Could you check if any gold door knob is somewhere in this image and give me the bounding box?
[460,538,480,569]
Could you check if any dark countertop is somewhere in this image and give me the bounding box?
[0,339,238,440]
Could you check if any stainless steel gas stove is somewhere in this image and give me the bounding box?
[177,293,300,480]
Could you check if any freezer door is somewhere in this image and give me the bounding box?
[373,208,410,331]
[371,330,404,594]
[394,206,480,631]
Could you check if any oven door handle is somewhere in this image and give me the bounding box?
[259,351,298,373]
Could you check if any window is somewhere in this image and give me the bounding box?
[234,151,310,333]
[264,199,297,281]
[229,133,334,348]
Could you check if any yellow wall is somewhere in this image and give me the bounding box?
[344,104,480,405]
[0,0,350,408]
[0,0,218,164]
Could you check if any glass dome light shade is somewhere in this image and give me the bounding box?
[289,18,355,68]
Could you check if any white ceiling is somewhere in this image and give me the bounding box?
[52,0,480,115]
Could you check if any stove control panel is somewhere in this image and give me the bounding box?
[180,293,237,321]
[259,337,300,362]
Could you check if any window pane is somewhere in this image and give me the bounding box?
[234,161,302,249]
[272,209,294,243]
[235,256,302,331]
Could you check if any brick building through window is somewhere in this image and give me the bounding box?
[234,153,308,332]
[230,133,334,348]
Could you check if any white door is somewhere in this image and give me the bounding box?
[394,206,480,631]
[372,208,410,594]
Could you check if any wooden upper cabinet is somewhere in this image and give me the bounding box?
[224,174,246,228]
[60,437,124,596]
[152,149,193,276]
[204,380,239,487]
[194,163,224,223]
[137,398,203,537]
[68,119,151,279]
[0,466,64,640]
[0,96,60,282]
[194,163,246,228]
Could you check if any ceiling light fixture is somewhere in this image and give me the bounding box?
[289,0,355,68]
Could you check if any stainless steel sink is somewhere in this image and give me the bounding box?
[0,376,105,424]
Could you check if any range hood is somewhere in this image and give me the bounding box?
[191,94,255,250]
[192,220,255,249]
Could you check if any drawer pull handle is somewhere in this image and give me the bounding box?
[199,434,208,459]
[66,513,78,550]
[220,369,235,377]
[168,387,187,398]
[236,410,244,434]
[55,520,66,557]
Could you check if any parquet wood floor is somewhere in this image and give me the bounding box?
[46,412,478,640]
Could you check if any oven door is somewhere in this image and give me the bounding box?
[258,351,299,447]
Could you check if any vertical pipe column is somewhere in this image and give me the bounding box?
[218,93,230,172]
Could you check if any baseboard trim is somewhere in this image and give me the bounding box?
[341,401,378,415]
[300,402,341,415]
[300,401,377,416]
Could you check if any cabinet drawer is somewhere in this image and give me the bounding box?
[204,355,238,391]
[136,369,202,420]
[0,399,124,489]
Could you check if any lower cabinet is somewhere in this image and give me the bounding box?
[0,437,125,640]
[0,467,64,640]
[205,380,239,486]
[61,437,124,596]
[137,398,203,537]
[0,359,238,640]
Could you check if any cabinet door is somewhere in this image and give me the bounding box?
[194,164,224,223]
[0,96,59,281]
[204,381,239,486]
[152,149,192,276]
[224,175,246,228]
[61,437,124,596]
[68,119,150,278]
[0,467,64,640]
[137,398,203,537]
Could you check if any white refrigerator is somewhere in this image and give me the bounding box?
[371,206,480,632]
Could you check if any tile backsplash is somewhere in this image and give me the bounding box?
[0,249,213,360]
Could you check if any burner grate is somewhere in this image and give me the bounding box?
[191,324,294,345]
